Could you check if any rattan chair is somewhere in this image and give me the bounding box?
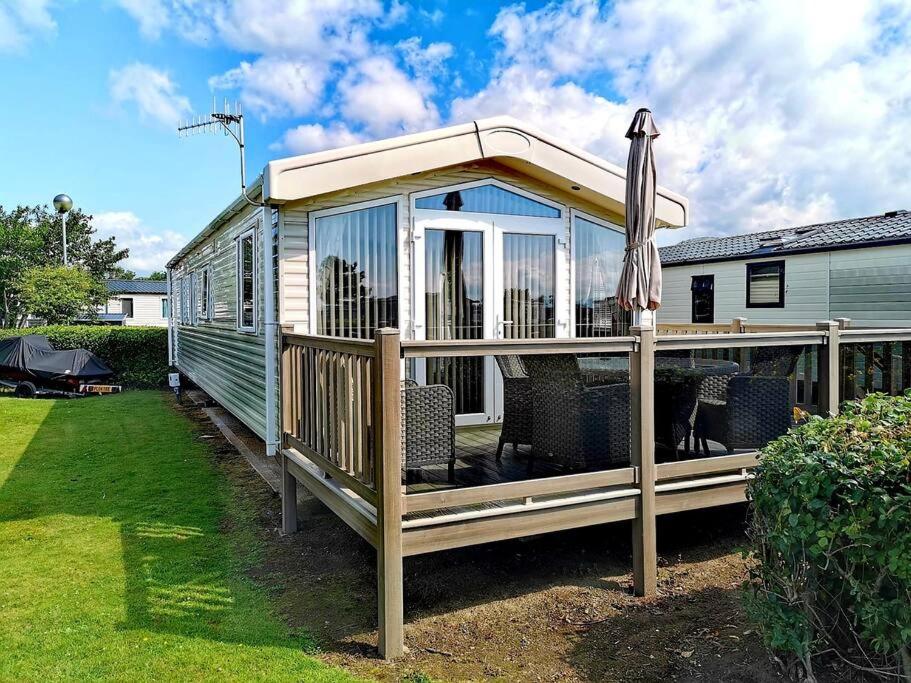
[401,380,456,482]
[520,354,630,470]
[694,346,803,454]
[494,355,533,459]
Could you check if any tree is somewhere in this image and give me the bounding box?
[16,266,107,325]
[0,206,50,327]
[109,267,136,280]
[38,206,129,279]
[0,204,130,326]
[147,271,167,281]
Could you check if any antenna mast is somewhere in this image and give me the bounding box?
[177,99,262,207]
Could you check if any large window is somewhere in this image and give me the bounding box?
[691,275,714,323]
[415,182,561,218]
[573,215,629,337]
[237,229,256,331]
[313,201,398,338]
[120,297,134,319]
[747,261,785,308]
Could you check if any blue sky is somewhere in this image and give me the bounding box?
[1,1,909,274]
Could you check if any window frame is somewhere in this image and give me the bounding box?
[120,297,134,319]
[746,260,786,309]
[161,297,169,319]
[691,274,715,323]
[236,226,258,333]
[411,177,564,219]
[568,209,627,338]
[199,263,214,322]
[308,195,405,337]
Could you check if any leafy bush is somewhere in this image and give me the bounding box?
[745,392,911,681]
[0,325,168,388]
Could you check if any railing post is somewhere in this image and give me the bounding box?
[280,337,299,534]
[732,317,747,333]
[817,321,841,417]
[630,324,657,597]
[373,329,404,659]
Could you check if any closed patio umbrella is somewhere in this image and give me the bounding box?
[616,108,662,314]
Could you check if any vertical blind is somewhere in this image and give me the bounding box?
[573,216,630,337]
[502,233,555,339]
[425,229,485,415]
[315,203,398,338]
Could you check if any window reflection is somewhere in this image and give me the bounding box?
[574,216,629,337]
[416,184,561,218]
[315,203,398,338]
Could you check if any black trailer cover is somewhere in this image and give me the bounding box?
[0,335,114,383]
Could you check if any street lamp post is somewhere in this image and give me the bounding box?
[53,194,73,266]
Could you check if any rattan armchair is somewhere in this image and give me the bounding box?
[694,346,803,454]
[401,380,456,482]
[520,354,630,470]
[494,355,533,459]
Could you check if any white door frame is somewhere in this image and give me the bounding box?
[412,214,496,425]
[411,180,568,424]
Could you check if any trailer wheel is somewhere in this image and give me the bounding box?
[14,382,37,399]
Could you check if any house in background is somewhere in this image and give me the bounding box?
[658,210,911,328]
[84,279,169,326]
[166,116,688,450]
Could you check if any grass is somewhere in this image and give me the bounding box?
[0,391,354,682]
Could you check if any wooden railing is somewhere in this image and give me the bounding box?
[281,333,380,507]
[278,320,911,660]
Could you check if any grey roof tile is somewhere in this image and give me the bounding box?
[660,210,911,265]
[105,279,168,294]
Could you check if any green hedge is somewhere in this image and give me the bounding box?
[0,325,169,388]
[745,392,911,680]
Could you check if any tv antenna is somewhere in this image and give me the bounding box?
[177,98,263,207]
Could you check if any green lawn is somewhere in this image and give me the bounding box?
[0,392,353,682]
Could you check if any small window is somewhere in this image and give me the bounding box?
[746,261,785,308]
[237,229,256,331]
[415,183,561,218]
[189,272,199,325]
[183,278,191,324]
[161,298,169,318]
[121,297,134,319]
[691,275,714,323]
[200,266,213,321]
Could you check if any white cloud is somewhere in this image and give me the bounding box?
[109,63,191,128]
[339,56,440,137]
[453,0,911,238]
[208,57,329,118]
[397,37,453,78]
[0,0,56,53]
[93,211,186,274]
[271,122,366,155]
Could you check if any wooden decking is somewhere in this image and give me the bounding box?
[406,424,737,500]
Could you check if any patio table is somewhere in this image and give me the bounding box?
[577,356,740,456]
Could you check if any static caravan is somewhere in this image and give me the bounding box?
[166,117,688,454]
[95,279,169,327]
[659,210,911,328]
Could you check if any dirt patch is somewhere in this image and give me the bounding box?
[176,395,786,682]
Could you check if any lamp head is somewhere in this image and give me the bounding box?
[53,194,73,214]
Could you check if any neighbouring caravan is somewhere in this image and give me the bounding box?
[166,117,689,453]
[658,211,911,328]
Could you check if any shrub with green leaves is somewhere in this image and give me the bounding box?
[745,392,911,681]
[0,325,168,388]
